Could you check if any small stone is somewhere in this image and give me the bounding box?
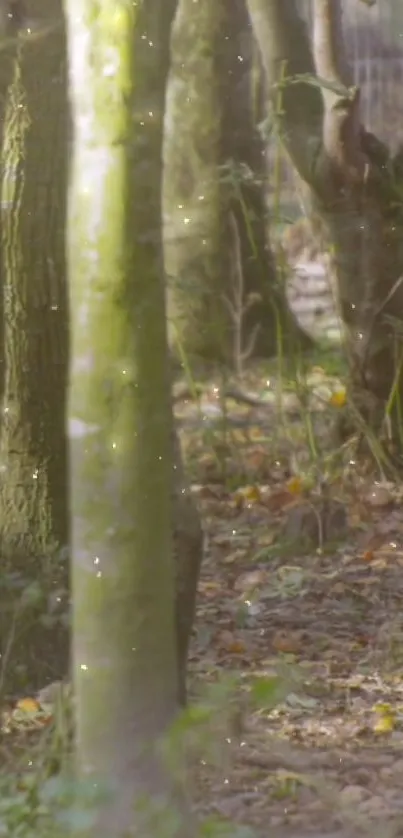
[268,814,286,828]
[351,768,372,785]
[287,813,309,827]
[340,783,368,804]
[391,757,403,775]
[364,483,393,508]
[305,799,326,813]
[358,794,389,817]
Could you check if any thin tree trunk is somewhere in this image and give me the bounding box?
[66,1,195,834]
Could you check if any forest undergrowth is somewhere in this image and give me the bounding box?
[2,355,403,837]
[183,357,403,838]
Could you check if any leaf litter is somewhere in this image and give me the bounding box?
[2,362,403,837]
[180,366,403,838]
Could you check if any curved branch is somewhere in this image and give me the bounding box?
[312,0,363,183]
[245,0,323,184]
[247,0,369,197]
[312,0,352,87]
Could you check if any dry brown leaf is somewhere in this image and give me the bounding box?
[198,581,221,596]
[360,531,387,552]
[265,490,296,512]
[234,569,267,593]
[197,485,225,500]
[272,630,303,654]
[257,530,276,547]
[243,448,271,473]
[217,630,247,654]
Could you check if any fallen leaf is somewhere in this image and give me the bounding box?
[360,531,387,558]
[234,569,266,593]
[272,630,302,654]
[217,630,247,654]
[198,581,221,596]
[287,476,304,495]
[234,485,262,508]
[243,448,271,473]
[372,702,396,733]
[370,557,389,570]
[329,388,347,407]
[265,490,295,512]
[373,713,396,734]
[15,697,40,714]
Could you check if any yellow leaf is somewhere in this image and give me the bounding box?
[374,702,392,714]
[329,388,347,407]
[235,485,261,505]
[287,476,304,495]
[373,714,395,733]
[373,703,396,733]
[15,697,40,714]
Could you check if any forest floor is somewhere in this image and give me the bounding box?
[180,357,403,838]
[2,354,403,837]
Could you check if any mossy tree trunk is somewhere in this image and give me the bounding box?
[164,0,308,372]
[66,1,197,834]
[247,0,403,454]
[164,0,227,367]
[0,1,69,694]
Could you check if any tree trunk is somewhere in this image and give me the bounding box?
[247,0,403,451]
[0,1,69,695]
[172,427,202,707]
[163,0,228,366]
[66,1,197,834]
[164,0,308,372]
[219,0,312,362]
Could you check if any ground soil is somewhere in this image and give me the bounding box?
[181,368,403,838]
[3,362,403,838]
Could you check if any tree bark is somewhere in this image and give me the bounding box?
[0,0,69,694]
[66,1,197,834]
[163,0,228,366]
[164,0,308,372]
[219,0,312,361]
[247,0,403,449]
[172,427,202,708]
